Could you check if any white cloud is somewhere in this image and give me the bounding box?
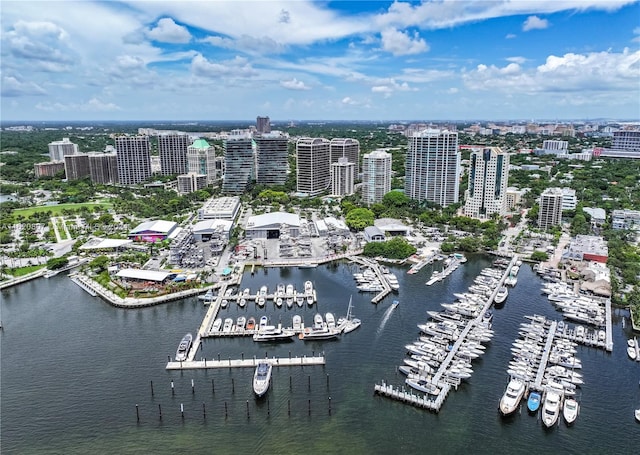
[633,27,640,43]
[35,97,120,112]
[523,16,550,32]
[1,75,47,97]
[464,48,640,93]
[342,96,358,105]
[203,35,286,55]
[506,56,527,64]
[505,33,517,39]
[4,20,75,71]
[146,18,191,44]
[446,87,459,94]
[380,28,429,56]
[191,54,258,79]
[280,78,310,90]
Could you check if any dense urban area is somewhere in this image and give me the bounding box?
[1,119,639,325]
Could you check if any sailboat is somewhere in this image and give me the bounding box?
[338,296,361,334]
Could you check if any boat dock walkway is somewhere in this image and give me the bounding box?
[167,354,325,370]
[532,321,558,390]
[373,381,451,412]
[432,255,517,385]
[604,298,613,351]
[70,274,97,296]
[407,253,435,275]
[189,283,228,360]
[348,256,392,303]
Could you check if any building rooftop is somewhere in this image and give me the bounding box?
[116,269,172,282]
[246,212,301,229]
[190,139,211,149]
[130,220,177,235]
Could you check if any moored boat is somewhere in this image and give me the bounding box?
[541,387,563,428]
[527,391,541,413]
[494,287,509,304]
[246,317,256,330]
[175,333,193,362]
[253,362,272,397]
[563,397,579,425]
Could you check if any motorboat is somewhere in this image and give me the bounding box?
[527,391,541,413]
[257,296,265,307]
[253,362,272,397]
[221,299,228,309]
[236,316,246,331]
[292,315,303,331]
[222,318,234,333]
[563,397,579,425]
[296,295,305,307]
[500,379,526,416]
[253,327,295,342]
[198,289,215,302]
[239,298,246,308]
[275,297,283,308]
[259,315,269,330]
[304,280,313,295]
[307,294,314,306]
[211,318,222,332]
[541,387,563,428]
[313,313,324,329]
[277,283,285,296]
[635,409,640,423]
[325,312,336,329]
[494,287,508,304]
[285,284,294,296]
[246,317,256,331]
[405,377,441,396]
[627,346,637,360]
[286,296,294,308]
[175,333,193,362]
[299,326,341,341]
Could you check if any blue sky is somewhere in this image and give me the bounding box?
[1,0,639,122]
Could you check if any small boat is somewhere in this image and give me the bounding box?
[253,362,272,397]
[221,299,228,309]
[494,287,508,304]
[292,315,303,331]
[542,388,563,428]
[307,294,314,306]
[313,313,324,329]
[198,289,215,301]
[304,280,313,294]
[222,318,234,333]
[635,409,640,423]
[325,312,336,329]
[527,391,541,413]
[285,284,294,296]
[175,333,193,362]
[259,315,269,330]
[257,296,265,307]
[296,295,305,307]
[253,328,295,342]
[339,297,361,334]
[239,298,246,308]
[405,377,441,396]
[277,283,285,296]
[286,297,294,308]
[236,316,246,331]
[275,297,283,308]
[563,397,579,425]
[212,318,222,332]
[246,317,256,330]
[627,346,637,360]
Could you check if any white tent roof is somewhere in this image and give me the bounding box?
[246,212,300,229]
[116,269,171,282]
[130,220,177,234]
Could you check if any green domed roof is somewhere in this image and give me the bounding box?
[191,139,211,149]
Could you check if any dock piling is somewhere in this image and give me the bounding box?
[246,400,250,419]
[202,402,206,418]
[191,379,195,394]
[232,378,235,393]
[150,380,154,396]
[224,401,228,418]
[171,380,174,395]
[135,404,139,422]
[180,403,184,419]
[158,403,162,420]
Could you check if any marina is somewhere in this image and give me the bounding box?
[2,256,639,454]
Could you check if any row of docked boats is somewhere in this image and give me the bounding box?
[352,266,399,292]
[504,263,520,287]
[627,338,639,361]
[213,282,317,309]
[398,266,503,396]
[501,314,584,427]
[425,256,462,286]
[542,282,606,327]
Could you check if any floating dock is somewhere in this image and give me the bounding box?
[349,256,392,303]
[166,354,325,370]
[373,381,451,412]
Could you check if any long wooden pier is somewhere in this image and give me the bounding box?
[532,321,558,389]
[166,354,325,370]
[349,256,393,303]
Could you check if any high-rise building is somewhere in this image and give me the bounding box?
[88,152,118,184]
[177,173,208,195]
[561,187,577,211]
[187,139,216,184]
[254,131,289,186]
[611,130,640,151]
[330,157,355,196]
[362,150,392,205]
[48,138,78,161]
[222,131,254,194]
[330,138,360,174]
[296,137,330,196]
[115,136,152,185]
[158,134,190,175]
[34,161,65,178]
[464,147,510,219]
[64,153,90,180]
[538,187,564,230]
[404,129,460,206]
[256,116,271,134]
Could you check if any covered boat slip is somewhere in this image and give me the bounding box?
[166,354,325,370]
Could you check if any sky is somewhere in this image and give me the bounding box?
[1,0,639,122]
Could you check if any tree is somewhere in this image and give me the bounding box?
[345,208,375,230]
[531,251,549,261]
[382,191,409,207]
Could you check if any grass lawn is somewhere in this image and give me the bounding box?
[11,264,46,277]
[11,202,113,219]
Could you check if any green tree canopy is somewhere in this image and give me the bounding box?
[345,208,375,230]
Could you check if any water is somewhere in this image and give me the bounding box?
[2,257,639,454]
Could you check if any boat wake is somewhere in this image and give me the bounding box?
[376,302,399,337]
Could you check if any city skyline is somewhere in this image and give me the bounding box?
[2,1,639,122]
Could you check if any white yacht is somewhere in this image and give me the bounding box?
[542,387,563,428]
[253,362,272,397]
[563,397,579,425]
[499,378,526,416]
[494,287,509,304]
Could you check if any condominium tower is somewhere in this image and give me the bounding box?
[222,131,254,194]
[538,187,564,230]
[330,157,355,196]
[330,138,360,174]
[254,131,289,186]
[404,129,460,206]
[256,116,271,134]
[48,138,78,161]
[88,152,118,184]
[158,134,190,175]
[296,138,330,196]
[64,154,90,180]
[464,147,510,219]
[187,139,216,184]
[362,150,392,205]
[115,136,152,185]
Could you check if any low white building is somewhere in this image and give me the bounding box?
[245,212,301,239]
[192,219,233,241]
[198,196,241,220]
